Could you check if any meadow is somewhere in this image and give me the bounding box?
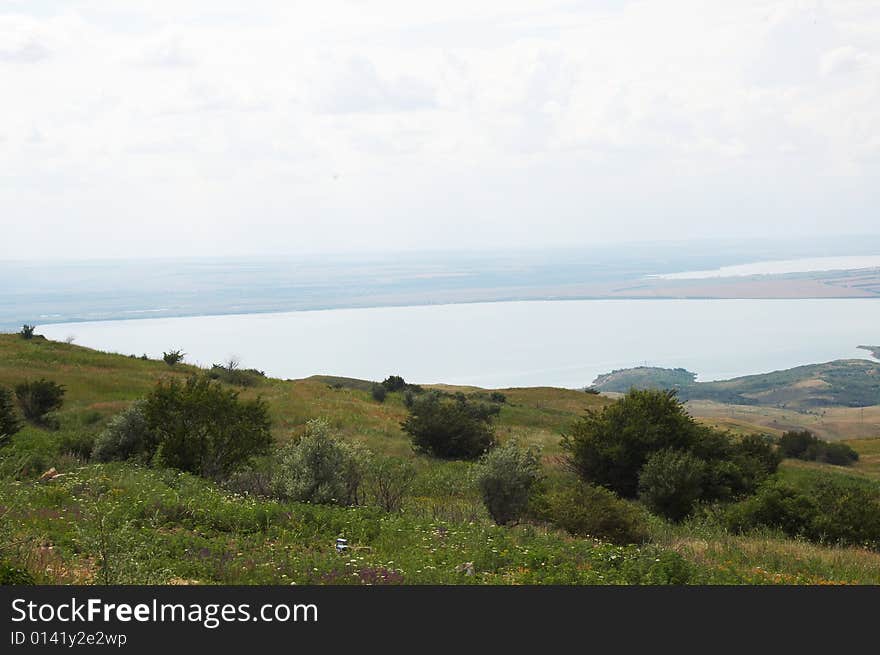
[2,334,880,585]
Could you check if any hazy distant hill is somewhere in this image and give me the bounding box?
[592,359,880,408]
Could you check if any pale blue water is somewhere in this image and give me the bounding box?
[39,298,880,389]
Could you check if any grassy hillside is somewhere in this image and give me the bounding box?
[593,360,880,409]
[3,334,880,585]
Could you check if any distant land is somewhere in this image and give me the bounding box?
[592,359,880,409]
[859,345,880,359]
[4,235,880,331]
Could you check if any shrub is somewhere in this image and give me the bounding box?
[371,384,387,403]
[15,379,65,424]
[381,375,407,392]
[403,390,415,408]
[143,376,272,479]
[535,481,650,546]
[19,324,35,340]
[0,562,34,585]
[92,402,153,463]
[403,393,497,460]
[778,430,858,466]
[489,391,507,404]
[561,388,703,497]
[365,456,416,512]
[0,386,22,445]
[274,418,370,505]
[162,349,185,366]
[474,441,542,525]
[638,449,706,521]
[57,430,97,460]
[208,358,265,387]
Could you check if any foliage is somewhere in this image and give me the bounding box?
[0,386,22,445]
[382,375,407,392]
[726,475,880,549]
[533,480,651,546]
[143,376,272,479]
[779,430,858,466]
[365,455,416,512]
[15,378,65,425]
[403,392,496,460]
[561,389,704,497]
[92,402,153,463]
[208,358,265,387]
[638,449,706,521]
[274,418,370,505]
[371,384,387,403]
[474,441,542,525]
[489,391,507,404]
[19,324,36,340]
[0,561,34,585]
[162,349,185,366]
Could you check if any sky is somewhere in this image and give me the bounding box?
[1,1,879,260]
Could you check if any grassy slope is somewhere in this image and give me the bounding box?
[3,334,880,585]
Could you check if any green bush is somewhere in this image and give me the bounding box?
[561,389,702,497]
[474,441,542,525]
[725,476,880,548]
[57,430,97,460]
[143,376,272,479]
[381,375,407,392]
[535,481,651,546]
[638,449,706,521]
[402,393,496,460]
[92,402,153,463]
[162,349,185,366]
[274,418,370,505]
[371,384,387,403]
[365,455,416,512]
[778,430,816,458]
[15,379,65,425]
[208,359,265,387]
[19,324,35,340]
[779,430,858,466]
[0,386,22,446]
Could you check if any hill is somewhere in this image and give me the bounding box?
[3,333,880,585]
[592,359,880,409]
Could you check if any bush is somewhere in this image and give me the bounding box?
[489,392,507,404]
[162,349,185,366]
[371,384,387,403]
[0,386,22,445]
[365,456,416,512]
[208,358,265,387]
[19,324,35,340]
[535,481,650,546]
[561,389,703,497]
[638,449,706,521]
[0,562,34,585]
[402,393,496,460]
[274,418,370,505]
[474,441,542,525]
[381,375,407,392]
[15,379,65,425]
[57,430,97,460]
[726,476,880,548]
[778,430,858,466]
[143,376,272,479]
[92,402,153,463]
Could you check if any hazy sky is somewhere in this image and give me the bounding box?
[1,1,878,259]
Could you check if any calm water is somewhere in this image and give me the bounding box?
[38,299,880,389]
[654,255,880,279]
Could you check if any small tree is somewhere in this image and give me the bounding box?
[162,349,185,366]
[0,386,22,445]
[19,324,35,340]
[474,441,542,525]
[92,401,153,462]
[638,449,706,521]
[366,456,416,512]
[382,375,407,392]
[402,393,496,460]
[274,418,370,505]
[371,384,387,403]
[143,376,271,479]
[15,379,65,425]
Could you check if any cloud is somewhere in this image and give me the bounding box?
[820,45,873,76]
[313,55,437,114]
[0,17,51,62]
[131,28,195,68]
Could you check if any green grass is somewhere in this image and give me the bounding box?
[3,334,880,585]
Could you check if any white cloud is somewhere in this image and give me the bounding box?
[0,1,879,259]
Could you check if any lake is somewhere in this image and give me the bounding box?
[38,298,880,389]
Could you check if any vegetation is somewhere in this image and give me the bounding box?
[474,441,542,525]
[208,358,265,387]
[402,392,496,460]
[162,349,185,366]
[19,325,36,340]
[2,334,880,585]
[15,378,65,425]
[371,384,387,403]
[0,386,22,445]
[779,429,859,466]
[274,418,369,506]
